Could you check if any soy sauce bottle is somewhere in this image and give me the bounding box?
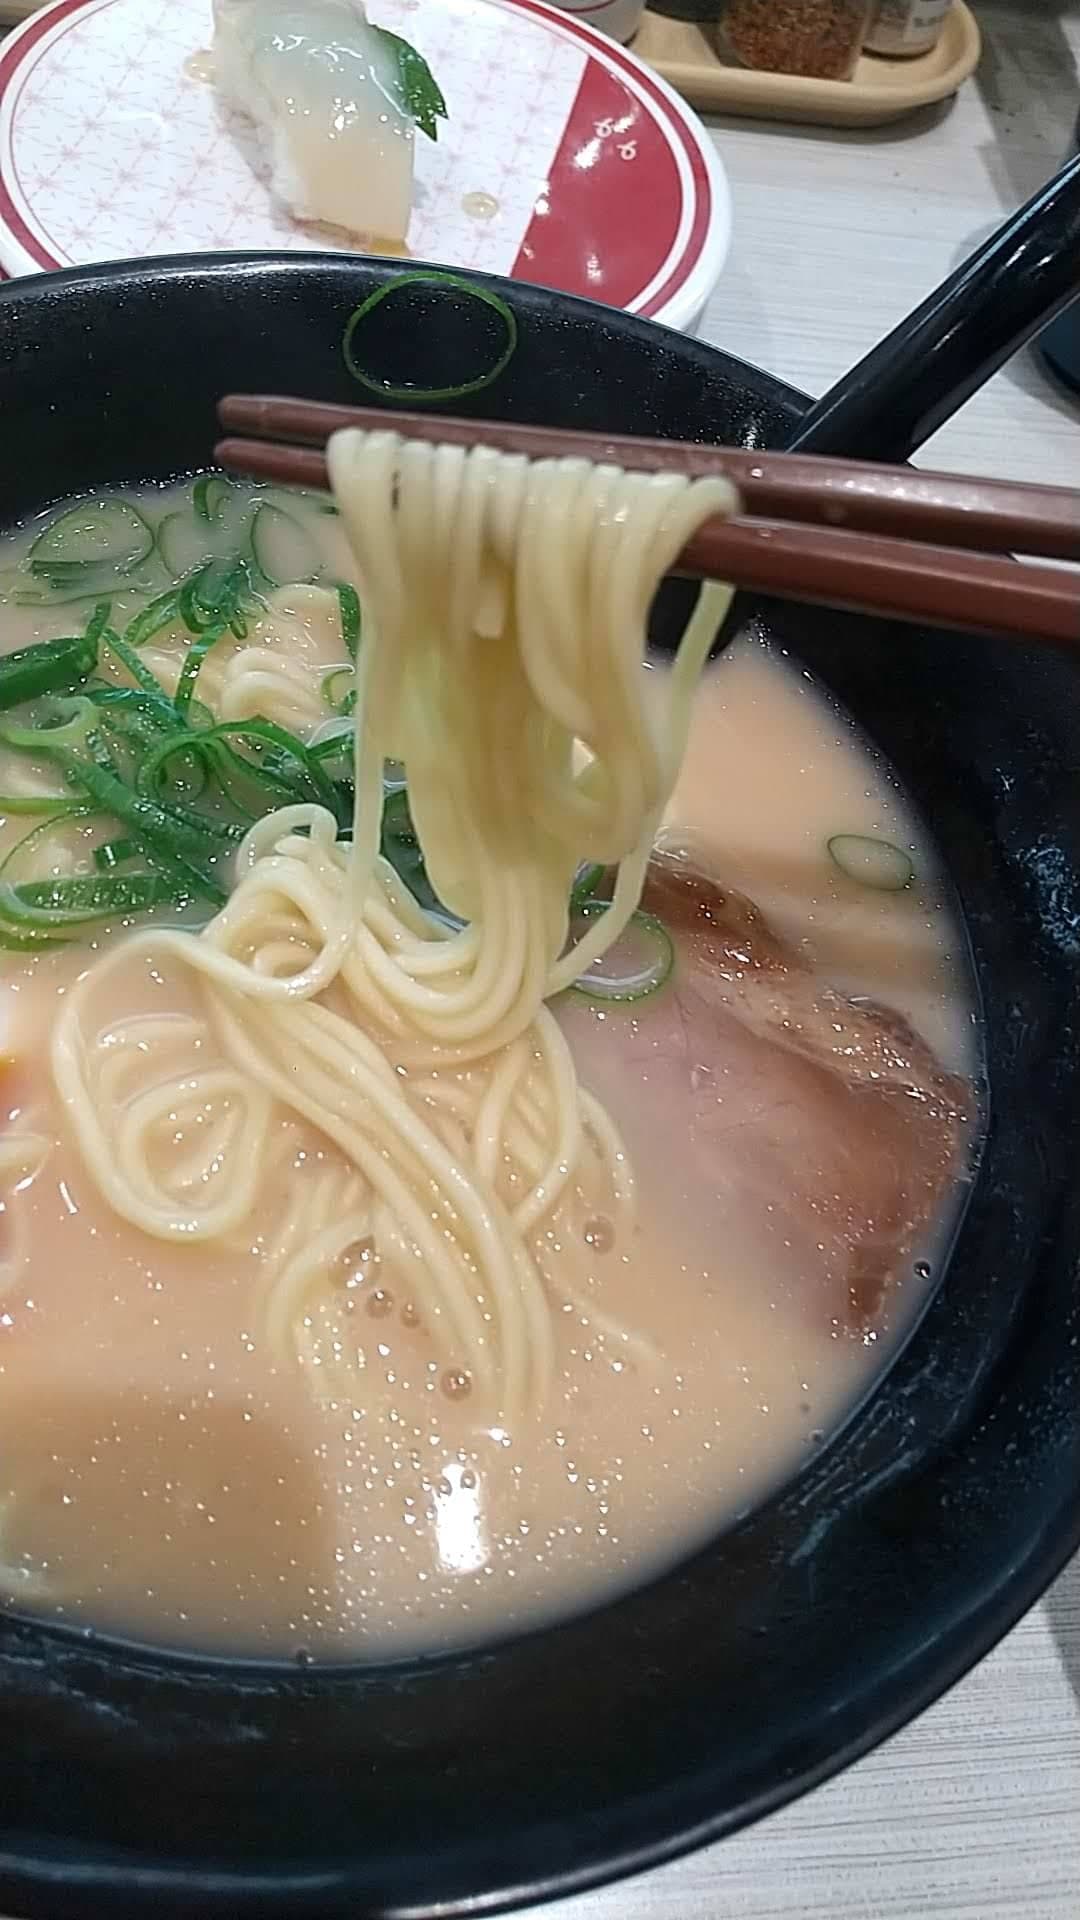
[1038,111,1080,399]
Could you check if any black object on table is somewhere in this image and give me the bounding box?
[1037,110,1080,400]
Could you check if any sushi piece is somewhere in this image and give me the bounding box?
[213,0,447,246]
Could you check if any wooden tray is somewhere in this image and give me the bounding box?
[634,2,981,126]
[1,0,981,130]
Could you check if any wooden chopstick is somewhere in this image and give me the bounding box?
[215,396,1080,648]
[219,395,1080,560]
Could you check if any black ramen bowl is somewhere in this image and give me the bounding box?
[0,255,1077,1920]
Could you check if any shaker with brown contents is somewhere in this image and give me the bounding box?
[723,0,874,80]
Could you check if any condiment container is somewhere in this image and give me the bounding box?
[722,0,875,82]
[864,0,951,56]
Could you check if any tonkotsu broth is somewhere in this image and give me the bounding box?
[0,481,977,1656]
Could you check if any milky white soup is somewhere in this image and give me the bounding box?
[0,481,977,1656]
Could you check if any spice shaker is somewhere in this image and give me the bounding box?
[864,1,951,56]
[722,0,875,82]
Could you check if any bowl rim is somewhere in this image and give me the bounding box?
[0,251,1077,1920]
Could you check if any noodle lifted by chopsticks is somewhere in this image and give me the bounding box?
[51,432,736,1422]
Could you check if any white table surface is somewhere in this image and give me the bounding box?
[543,4,1080,1920]
[0,5,1075,1919]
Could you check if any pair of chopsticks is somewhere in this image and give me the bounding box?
[216,397,1080,648]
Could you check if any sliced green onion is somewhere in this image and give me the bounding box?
[342,272,518,404]
[178,556,252,634]
[0,696,98,756]
[13,574,121,609]
[29,499,154,580]
[98,624,170,700]
[0,871,176,929]
[250,503,321,588]
[132,723,239,810]
[41,749,229,906]
[161,486,261,593]
[217,718,343,818]
[157,511,217,581]
[0,631,99,710]
[123,583,183,649]
[381,784,440,912]
[570,862,604,910]
[85,682,185,738]
[0,790,76,818]
[140,717,341,823]
[827,833,914,892]
[177,568,210,633]
[322,667,356,715]
[88,726,122,779]
[94,836,140,872]
[196,555,250,622]
[0,927,70,952]
[141,730,262,823]
[335,582,361,660]
[0,481,381,948]
[569,904,675,1005]
[175,807,235,852]
[155,798,243,847]
[193,475,235,525]
[83,600,113,650]
[113,721,210,802]
[175,620,227,717]
[309,733,353,764]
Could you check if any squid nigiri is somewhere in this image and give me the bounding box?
[213,0,447,246]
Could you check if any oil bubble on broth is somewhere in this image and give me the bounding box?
[0,483,979,1656]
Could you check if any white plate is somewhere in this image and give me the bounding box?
[0,0,730,329]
